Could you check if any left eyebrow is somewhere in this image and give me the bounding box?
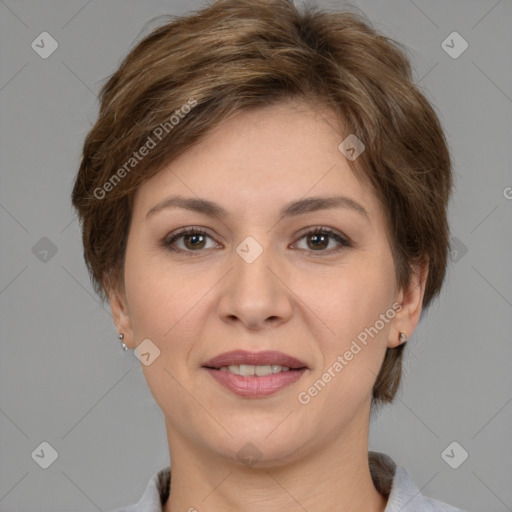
[145,194,370,223]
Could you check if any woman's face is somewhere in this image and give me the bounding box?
[110,99,424,466]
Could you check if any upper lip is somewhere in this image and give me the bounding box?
[203,350,308,369]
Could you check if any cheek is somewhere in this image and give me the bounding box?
[296,278,392,427]
[296,255,395,406]
[123,244,199,340]
[123,249,205,416]
[294,255,395,345]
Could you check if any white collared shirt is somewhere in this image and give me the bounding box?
[108,451,465,512]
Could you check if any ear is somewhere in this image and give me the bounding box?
[106,275,135,349]
[388,260,429,348]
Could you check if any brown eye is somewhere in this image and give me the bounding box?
[307,232,329,250]
[163,228,216,255]
[294,227,351,254]
[182,232,207,250]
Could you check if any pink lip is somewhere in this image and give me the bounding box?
[204,368,307,398]
[202,350,308,369]
[202,350,308,398]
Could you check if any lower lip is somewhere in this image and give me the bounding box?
[204,368,307,397]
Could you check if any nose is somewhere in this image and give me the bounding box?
[217,238,294,331]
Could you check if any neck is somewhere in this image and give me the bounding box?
[163,419,388,512]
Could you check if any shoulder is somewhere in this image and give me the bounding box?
[387,465,464,512]
[369,451,466,512]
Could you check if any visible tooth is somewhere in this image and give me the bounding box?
[239,364,255,376]
[255,365,272,376]
[228,365,240,375]
[220,364,293,375]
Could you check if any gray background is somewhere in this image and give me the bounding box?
[1,0,511,511]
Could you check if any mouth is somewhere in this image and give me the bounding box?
[202,350,308,373]
[202,350,308,397]
[214,364,297,376]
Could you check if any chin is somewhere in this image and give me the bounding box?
[194,419,310,468]
[227,436,307,469]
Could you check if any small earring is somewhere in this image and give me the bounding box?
[399,332,407,344]
[118,333,128,351]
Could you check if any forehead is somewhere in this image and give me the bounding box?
[132,99,379,223]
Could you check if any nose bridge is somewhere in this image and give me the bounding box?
[218,231,292,327]
[232,233,278,295]
[235,234,267,266]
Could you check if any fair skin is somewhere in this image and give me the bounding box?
[108,98,428,512]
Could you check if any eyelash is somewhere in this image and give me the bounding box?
[162,226,352,257]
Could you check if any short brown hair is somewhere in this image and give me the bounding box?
[71,0,452,407]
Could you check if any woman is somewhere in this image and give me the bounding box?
[71,0,463,510]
